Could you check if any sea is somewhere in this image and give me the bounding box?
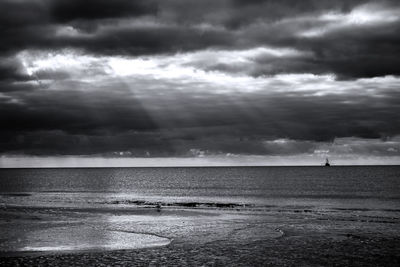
[1,166,399,211]
[1,166,400,264]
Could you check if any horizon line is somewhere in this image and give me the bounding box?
[1,164,399,169]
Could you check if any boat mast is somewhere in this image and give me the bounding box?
[325,158,330,166]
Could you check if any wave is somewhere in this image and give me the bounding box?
[100,199,255,209]
[96,199,400,213]
[0,193,32,197]
[268,194,400,200]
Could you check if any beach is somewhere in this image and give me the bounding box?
[0,166,399,266]
[1,202,400,265]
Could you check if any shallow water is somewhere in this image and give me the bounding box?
[9,226,170,252]
[0,166,399,259]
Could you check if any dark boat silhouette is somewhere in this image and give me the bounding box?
[325,158,330,166]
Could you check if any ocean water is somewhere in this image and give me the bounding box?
[1,166,399,211]
[1,166,400,258]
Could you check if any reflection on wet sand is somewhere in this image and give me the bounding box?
[0,208,175,254]
[18,226,171,252]
[1,203,400,266]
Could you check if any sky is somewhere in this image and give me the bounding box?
[1,0,400,167]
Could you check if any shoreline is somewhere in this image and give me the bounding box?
[1,203,400,265]
[1,231,399,266]
[1,165,399,265]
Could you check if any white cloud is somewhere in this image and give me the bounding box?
[14,48,400,98]
[1,152,399,168]
[299,3,400,38]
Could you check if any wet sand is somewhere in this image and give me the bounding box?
[1,204,400,266]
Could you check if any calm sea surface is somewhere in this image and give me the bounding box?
[0,166,399,210]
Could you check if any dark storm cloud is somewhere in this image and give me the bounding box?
[0,86,157,134]
[0,0,157,25]
[0,81,170,155]
[158,0,366,29]
[0,0,158,55]
[1,80,399,156]
[0,57,35,93]
[70,25,233,56]
[1,0,400,158]
[49,0,158,23]
[226,0,366,28]
[314,26,400,80]
[204,19,400,80]
[0,68,27,85]
[1,0,399,78]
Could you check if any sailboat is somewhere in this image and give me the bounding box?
[325,158,330,167]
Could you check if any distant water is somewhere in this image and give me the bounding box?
[0,166,399,211]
